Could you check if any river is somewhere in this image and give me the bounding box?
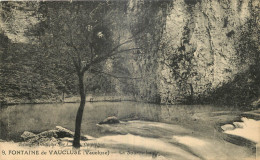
[0,102,259,159]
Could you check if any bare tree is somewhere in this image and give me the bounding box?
[35,2,141,148]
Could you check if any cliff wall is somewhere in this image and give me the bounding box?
[126,0,259,106]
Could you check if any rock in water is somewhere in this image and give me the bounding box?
[24,136,61,146]
[20,127,89,146]
[26,136,41,144]
[56,126,88,140]
[99,116,120,124]
[38,130,58,138]
[252,98,260,108]
[221,124,235,131]
[38,137,60,146]
[21,131,36,140]
[233,122,245,128]
[56,126,74,138]
[80,136,88,141]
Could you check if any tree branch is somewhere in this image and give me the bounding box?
[90,68,142,80]
[81,37,138,72]
[84,47,140,72]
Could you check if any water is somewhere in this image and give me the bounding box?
[0,102,257,159]
[0,102,241,141]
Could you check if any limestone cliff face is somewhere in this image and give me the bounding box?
[125,0,259,105]
[123,0,170,103]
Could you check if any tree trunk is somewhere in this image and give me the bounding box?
[73,72,86,148]
[62,91,65,102]
[188,83,194,104]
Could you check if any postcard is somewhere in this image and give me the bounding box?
[0,0,259,160]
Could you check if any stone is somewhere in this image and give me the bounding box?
[83,135,95,140]
[25,136,61,146]
[26,136,41,144]
[233,122,245,128]
[60,137,73,142]
[56,126,74,138]
[56,126,88,140]
[38,137,60,146]
[0,139,5,142]
[20,127,89,146]
[252,98,260,107]
[80,136,88,141]
[21,131,36,140]
[221,124,235,131]
[38,130,58,138]
[98,116,120,125]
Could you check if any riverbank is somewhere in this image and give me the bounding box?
[0,95,136,107]
[65,95,136,103]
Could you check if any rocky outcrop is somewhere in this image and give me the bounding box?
[98,116,120,125]
[20,126,88,146]
[38,130,58,138]
[252,98,260,107]
[221,124,235,131]
[233,122,245,128]
[56,126,74,138]
[21,131,37,140]
[223,117,260,148]
[124,0,259,105]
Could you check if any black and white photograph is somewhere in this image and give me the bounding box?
[0,0,259,159]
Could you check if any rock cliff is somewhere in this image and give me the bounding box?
[124,0,259,106]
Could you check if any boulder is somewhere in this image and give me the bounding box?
[98,116,120,125]
[233,122,245,128]
[252,98,260,107]
[0,139,5,142]
[56,126,74,138]
[26,136,41,144]
[60,137,73,142]
[21,131,36,140]
[83,135,95,140]
[20,126,89,146]
[24,136,61,146]
[38,130,58,138]
[38,137,60,146]
[221,124,235,131]
[80,136,88,141]
[56,126,88,140]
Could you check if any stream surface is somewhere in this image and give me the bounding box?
[0,102,259,159]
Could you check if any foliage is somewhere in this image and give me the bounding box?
[0,1,136,104]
